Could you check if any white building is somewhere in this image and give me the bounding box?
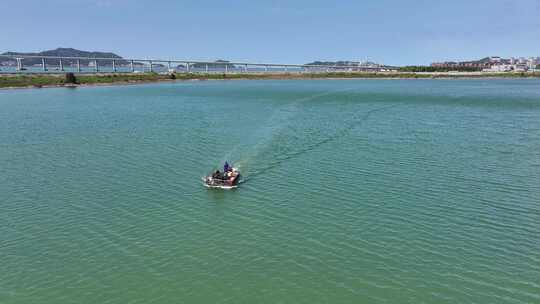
[483,64,528,72]
[527,57,537,69]
[514,64,528,72]
[483,64,512,72]
[489,56,502,64]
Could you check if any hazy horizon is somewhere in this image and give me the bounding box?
[1,0,539,65]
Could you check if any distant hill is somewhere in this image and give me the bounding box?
[476,57,492,64]
[191,60,235,69]
[304,61,385,68]
[1,48,126,66]
[305,61,361,66]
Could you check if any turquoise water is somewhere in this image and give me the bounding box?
[1,79,539,303]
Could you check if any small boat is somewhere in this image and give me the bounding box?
[203,166,241,189]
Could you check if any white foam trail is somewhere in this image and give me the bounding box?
[224,88,357,179]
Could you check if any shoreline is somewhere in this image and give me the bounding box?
[1,72,540,90]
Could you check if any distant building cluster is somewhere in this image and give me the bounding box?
[431,61,489,69]
[482,57,540,72]
[431,56,540,72]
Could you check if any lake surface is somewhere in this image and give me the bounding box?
[1,79,539,303]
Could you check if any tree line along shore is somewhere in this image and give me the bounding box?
[1,71,540,89]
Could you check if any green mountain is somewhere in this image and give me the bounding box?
[191,60,235,69]
[305,61,361,66]
[1,48,126,65]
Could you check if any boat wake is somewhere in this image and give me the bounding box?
[227,89,400,182]
[247,104,398,179]
[220,89,354,177]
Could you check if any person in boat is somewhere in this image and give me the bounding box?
[212,170,221,179]
[224,161,230,173]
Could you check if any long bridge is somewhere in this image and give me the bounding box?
[0,54,394,74]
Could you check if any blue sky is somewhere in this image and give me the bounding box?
[1,0,539,65]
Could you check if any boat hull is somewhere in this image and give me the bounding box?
[203,172,241,189]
